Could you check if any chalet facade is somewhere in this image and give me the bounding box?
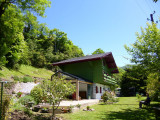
[52,52,118,100]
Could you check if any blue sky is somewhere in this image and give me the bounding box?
[37,0,160,67]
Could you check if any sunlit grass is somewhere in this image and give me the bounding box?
[0,64,54,80]
[60,97,158,120]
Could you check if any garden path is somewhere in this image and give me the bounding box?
[14,82,39,94]
[59,99,99,107]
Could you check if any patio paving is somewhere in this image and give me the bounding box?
[59,99,99,107]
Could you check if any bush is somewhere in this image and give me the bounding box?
[24,108,33,117]
[101,91,119,103]
[23,76,33,83]
[13,76,33,83]
[9,97,24,111]
[30,86,43,104]
[18,95,35,106]
[13,75,20,81]
[101,91,112,103]
[1,97,10,120]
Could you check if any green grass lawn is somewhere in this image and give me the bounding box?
[0,64,54,80]
[59,97,159,120]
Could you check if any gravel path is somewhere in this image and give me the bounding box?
[14,82,39,94]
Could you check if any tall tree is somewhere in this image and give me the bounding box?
[0,0,51,18]
[124,23,160,73]
[92,48,105,55]
[120,65,148,96]
[124,23,160,99]
[0,0,51,69]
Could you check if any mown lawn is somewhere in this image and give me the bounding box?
[59,97,159,120]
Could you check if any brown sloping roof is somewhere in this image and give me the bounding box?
[52,52,119,73]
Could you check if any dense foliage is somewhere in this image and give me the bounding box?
[120,65,148,96]
[124,23,160,99]
[0,0,84,69]
[101,91,119,103]
[92,48,105,55]
[30,86,43,104]
[40,78,75,119]
[113,67,125,86]
[146,73,160,101]
[125,23,160,73]
[18,95,35,106]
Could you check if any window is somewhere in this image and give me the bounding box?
[100,87,102,93]
[96,86,98,93]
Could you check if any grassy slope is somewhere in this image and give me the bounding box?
[0,64,54,80]
[60,97,158,120]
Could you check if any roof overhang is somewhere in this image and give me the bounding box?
[54,71,93,84]
[52,52,119,73]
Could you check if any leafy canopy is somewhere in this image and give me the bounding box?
[92,48,105,55]
[40,78,75,118]
[124,23,160,72]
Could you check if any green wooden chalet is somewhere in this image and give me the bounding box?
[52,52,118,100]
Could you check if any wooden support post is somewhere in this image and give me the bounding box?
[0,82,4,120]
[76,80,79,101]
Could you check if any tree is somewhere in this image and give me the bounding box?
[0,0,51,18]
[146,73,160,100]
[40,78,75,119]
[0,5,27,69]
[120,65,148,96]
[125,23,160,99]
[113,67,125,86]
[0,0,51,69]
[124,23,160,73]
[92,48,105,55]
[153,0,158,2]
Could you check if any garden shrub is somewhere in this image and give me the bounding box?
[18,95,35,106]
[24,107,33,117]
[13,76,23,82]
[1,97,10,120]
[13,75,20,81]
[30,86,43,104]
[101,91,112,103]
[23,76,33,83]
[10,98,24,111]
[13,76,34,83]
[101,91,119,103]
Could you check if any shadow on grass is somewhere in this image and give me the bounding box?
[97,104,159,120]
[99,108,155,120]
[99,103,138,105]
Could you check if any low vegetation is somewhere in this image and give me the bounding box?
[60,97,159,120]
[0,64,54,80]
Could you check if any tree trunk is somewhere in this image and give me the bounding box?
[51,104,55,120]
